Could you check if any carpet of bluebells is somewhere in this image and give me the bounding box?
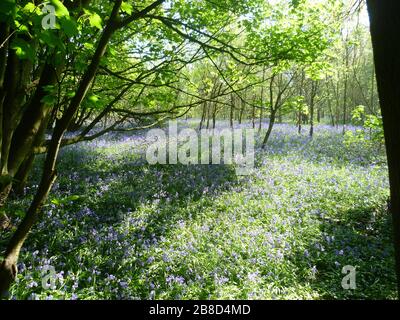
[1,121,397,300]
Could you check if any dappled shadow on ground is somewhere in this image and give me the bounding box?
[2,122,394,299]
[291,204,397,299]
[3,140,242,298]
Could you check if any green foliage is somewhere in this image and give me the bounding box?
[121,2,133,15]
[83,9,102,30]
[51,195,83,206]
[305,61,333,81]
[59,16,79,37]
[0,0,16,23]
[344,106,385,148]
[282,95,308,115]
[10,38,35,62]
[50,0,69,18]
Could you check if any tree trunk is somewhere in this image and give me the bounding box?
[13,153,35,196]
[278,109,282,123]
[342,37,350,135]
[212,105,217,130]
[309,103,314,137]
[298,111,302,134]
[0,171,56,298]
[0,1,122,295]
[367,0,400,296]
[230,95,234,128]
[259,69,266,131]
[309,81,317,138]
[258,107,263,132]
[206,104,210,129]
[199,103,206,130]
[262,109,276,148]
[252,106,256,129]
[239,104,244,125]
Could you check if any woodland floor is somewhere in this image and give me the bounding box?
[1,121,397,300]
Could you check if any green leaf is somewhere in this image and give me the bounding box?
[66,195,82,202]
[50,0,69,17]
[121,2,133,15]
[22,2,37,14]
[88,95,99,103]
[39,30,60,47]
[14,20,29,34]
[60,16,79,37]
[41,94,58,105]
[10,38,35,62]
[50,198,62,206]
[290,0,302,8]
[51,195,82,206]
[15,210,25,219]
[88,12,102,30]
[83,42,94,50]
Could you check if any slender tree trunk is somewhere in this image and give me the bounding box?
[206,104,210,129]
[230,95,234,128]
[328,98,335,127]
[367,0,400,297]
[199,103,206,130]
[278,109,282,123]
[238,91,246,125]
[0,170,56,297]
[309,107,314,137]
[370,66,376,113]
[342,37,350,135]
[262,109,276,148]
[309,82,317,138]
[212,105,217,130]
[334,81,340,129]
[13,153,35,196]
[259,68,266,131]
[258,108,263,131]
[252,106,256,129]
[239,104,244,124]
[298,111,302,134]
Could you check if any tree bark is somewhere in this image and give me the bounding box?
[262,109,276,148]
[298,111,302,134]
[367,0,400,296]
[309,81,317,138]
[199,103,206,130]
[309,103,314,137]
[13,153,35,196]
[230,95,234,128]
[0,1,123,296]
[342,35,350,135]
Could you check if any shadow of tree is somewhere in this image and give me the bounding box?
[289,204,397,299]
[3,141,242,297]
